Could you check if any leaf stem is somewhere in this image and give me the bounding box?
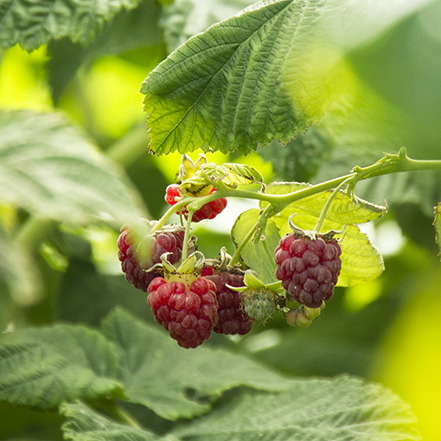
[14,216,56,252]
[313,178,351,234]
[181,211,194,262]
[105,125,147,166]
[95,400,143,429]
[229,222,259,267]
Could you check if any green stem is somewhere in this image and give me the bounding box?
[151,148,441,252]
[95,400,143,429]
[229,222,258,267]
[14,216,56,252]
[181,211,194,262]
[105,125,147,166]
[313,178,351,234]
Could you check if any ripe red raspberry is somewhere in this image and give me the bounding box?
[147,276,218,348]
[274,233,342,308]
[165,184,227,222]
[206,272,254,335]
[117,227,185,292]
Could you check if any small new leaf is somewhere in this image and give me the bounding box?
[202,163,263,187]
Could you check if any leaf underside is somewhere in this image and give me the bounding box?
[141,0,432,155]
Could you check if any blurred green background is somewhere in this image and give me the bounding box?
[1,0,441,439]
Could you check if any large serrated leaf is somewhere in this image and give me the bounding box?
[0,0,141,51]
[231,208,281,284]
[266,183,385,286]
[0,325,123,409]
[101,308,293,420]
[0,110,147,226]
[171,376,421,441]
[141,0,432,155]
[61,401,159,441]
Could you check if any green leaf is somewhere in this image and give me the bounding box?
[171,376,421,441]
[0,0,142,51]
[61,401,159,441]
[141,0,432,155]
[0,324,123,409]
[264,183,385,286]
[231,208,281,284]
[202,162,263,186]
[0,110,147,226]
[263,182,386,224]
[101,308,293,420]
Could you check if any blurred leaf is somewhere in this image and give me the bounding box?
[141,0,432,155]
[0,0,143,51]
[349,1,441,150]
[61,401,159,441]
[372,262,441,440]
[258,127,334,182]
[160,0,254,52]
[0,110,147,226]
[0,325,123,409]
[57,257,150,327]
[47,0,163,102]
[0,226,43,310]
[101,308,293,420]
[231,209,281,284]
[171,376,421,441]
[0,401,63,441]
[263,183,385,286]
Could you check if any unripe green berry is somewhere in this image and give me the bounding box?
[241,288,277,323]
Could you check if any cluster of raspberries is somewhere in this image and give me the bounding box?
[117,228,254,349]
[165,184,227,223]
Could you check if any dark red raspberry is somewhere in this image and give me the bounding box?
[117,227,185,292]
[165,184,227,222]
[147,276,218,348]
[206,272,254,335]
[274,234,342,308]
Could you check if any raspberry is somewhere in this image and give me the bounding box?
[117,226,186,292]
[147,276,218,348]
[206,272,254,335]
[274,233,342,308]
[241,288,278,323]
[165,184,227,223]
